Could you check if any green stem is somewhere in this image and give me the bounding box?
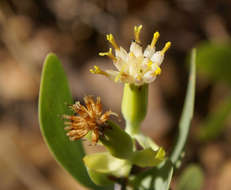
[122,83,148,136]
[125,122,140,136]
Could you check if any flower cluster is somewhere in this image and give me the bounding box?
[90,25,171,86]
[63,96,117,144]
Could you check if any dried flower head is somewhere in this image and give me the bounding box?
[90,25,171,86]
[63,96,118,144]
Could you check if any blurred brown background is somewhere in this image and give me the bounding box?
[0,0,231,189]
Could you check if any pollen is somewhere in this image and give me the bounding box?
[134,25,143,44]
[106,34,119,50]
[63,96,118,144]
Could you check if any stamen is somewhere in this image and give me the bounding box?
[106,34,119,49]
[150,32,160,48]
[136,75,142,81]
[129,52,135,57]
[62,115,78,120]
[99,48,117,61]
[161,41,171,55]
[154,65,161,76]
[90,65,109,76]
[114,73,121,82]
[147,60,153,68]
[114,65,125,82]
[134,25,143,44]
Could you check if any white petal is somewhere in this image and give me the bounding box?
[129,63,136,76]
[115,47,128,61]
[114,59,125,71]
[144,45,155,58]
[141,57,149,68]
[143,71,156,83]
[105,69,119,80]
[151,51,164,65]
[130,42,143,57]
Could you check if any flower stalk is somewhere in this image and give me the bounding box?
[122,83,148,135]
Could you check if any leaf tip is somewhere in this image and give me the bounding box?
[43,52,60,66]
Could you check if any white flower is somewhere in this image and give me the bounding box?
[90,25,171,86]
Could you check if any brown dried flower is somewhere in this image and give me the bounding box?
[63,96,118,144]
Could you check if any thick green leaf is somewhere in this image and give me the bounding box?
[170,49,196,164]
[100,121,134,159]
[134,134,159,151]
[196,42,231,85]
[131,148,165,167]
[131,160,174,190]
[87,168,114,186]
[176,164,204,190]
[84,152,132,177]
[198,95,231,141]
[39,53,106,189]
[100,122,165,168]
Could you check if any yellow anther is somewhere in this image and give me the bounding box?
[134,25,143,44]
[154,66,161,76]
[161,41,171,55]
[106,34,119,49]
[136,75,142,81]
[129,52,135,57]
[151,31,160,48]
[147,60,153,68]
[99,48,117,61]
[90,65,108,76]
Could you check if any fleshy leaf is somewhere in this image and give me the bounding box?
[131,134,165,167]
[84,152,132,177]
[100,121,134,159]
[134,134,159,150]
[39,53,104,189]
[84,152,132,186]
[131,160,174,190]
[176,164,204,190]
[87,168,114,186]
[170,48,196,164]
[131,147,165,167]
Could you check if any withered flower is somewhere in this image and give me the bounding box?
[63,96,118,144]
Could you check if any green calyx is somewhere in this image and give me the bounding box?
[122,83,148,135]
